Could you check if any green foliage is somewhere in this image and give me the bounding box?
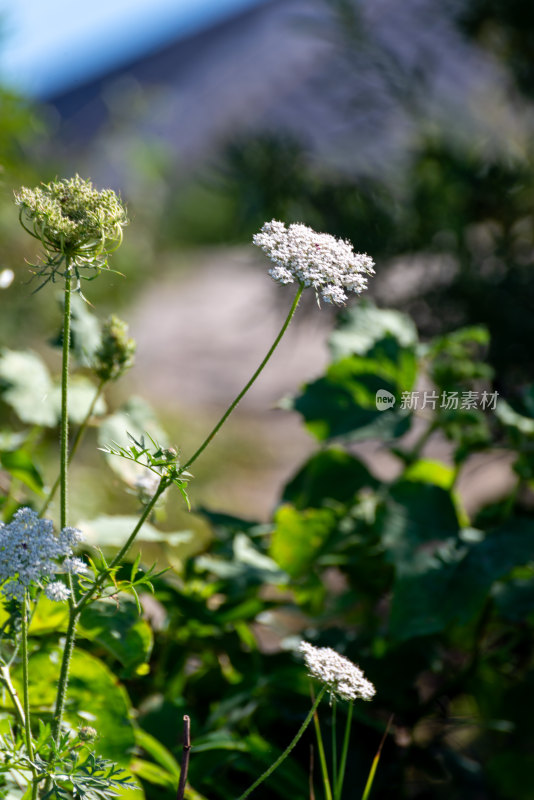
[139,302,533,800]
[0,349,106,427]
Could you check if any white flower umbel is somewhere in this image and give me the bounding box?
[0,507,84,602]
[253,220,375,305]
[62,557,88,575]
[299,641,376,702]
[45,581,71,602]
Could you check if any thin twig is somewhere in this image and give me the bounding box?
[176,715,191,800]
[309,744,315,800]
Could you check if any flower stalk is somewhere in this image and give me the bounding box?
[40,378,105,516]
[181,284,303,473]
[60,264,72,532]
[236,685,327,800]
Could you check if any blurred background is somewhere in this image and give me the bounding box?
[1,2,534,796]
[2,0,534,519]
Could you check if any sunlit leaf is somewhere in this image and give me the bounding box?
[270,505,337,578]
[0,349,56,426]
[0,449,43,494]
[78,595,153,671]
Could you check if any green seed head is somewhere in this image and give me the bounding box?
[15,175,128,265]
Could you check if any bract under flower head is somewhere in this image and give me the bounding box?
[299,641,376,702]
[15,175,127,278]
[253,220,375,305]
[0,507,85,602]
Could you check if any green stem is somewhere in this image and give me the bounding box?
[0,664,26,731]
[21,594,34,761]
[236,685,326,800]
[41,379,106,516]
[21,594,40,800]
[45,472,167,796]
[181,284,303,473]
[361,715,392,800]
[331,699,337,795]
[60,265,73,530]
[50,609,77,744]
[334,701,353,800]
[312,696,333,800]
[75,478,168,615]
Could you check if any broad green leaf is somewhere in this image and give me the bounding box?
[270,505,337,577]
[78,514,193,547]
[50,374,106,424]
[426,326,493,390]
[78,596,153,670]
[495,399,534,436]
[0,350,104,427]
[130,759,177,790]
[28,595,69,635]
[0,449,43,494]
[282,447,378,509]
[134,727,180,779]
[11,647,135,764]
[403,459,455,489]
[388,544,466,640]
[380,480,461,572]
[329,301,418,359]
[0,349,56,426]
[493,577,534,622]
[389,518,534,640]
[197,533,286,584]
[286,342,414,441]
[63,293,102,367]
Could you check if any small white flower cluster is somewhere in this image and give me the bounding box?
[299,641,376,702]
[0,508,86,603]
[253,220,375,305]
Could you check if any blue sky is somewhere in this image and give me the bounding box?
[0,0,263,97]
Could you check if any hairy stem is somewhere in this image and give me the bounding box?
[236,685,327,800]
[50,610,77,744]
[41,379,106,516]
[20,595,33,759]
[60,265,72,530]
[21,594,40,800]
[181,284,303,473]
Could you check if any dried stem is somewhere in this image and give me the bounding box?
[176,715,191,800]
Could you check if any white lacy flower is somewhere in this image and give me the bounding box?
[253,220,375,305]
[299,641,376,702]
[45,581,71,602]
[62,557,88,575]
[0,508,84,602]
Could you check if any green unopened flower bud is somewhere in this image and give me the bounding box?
[78,725,98,742]
[15,175,127,273]
[93,315,136,382]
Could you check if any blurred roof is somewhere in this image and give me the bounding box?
[0,0,266,97]
[14,0,525,188]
